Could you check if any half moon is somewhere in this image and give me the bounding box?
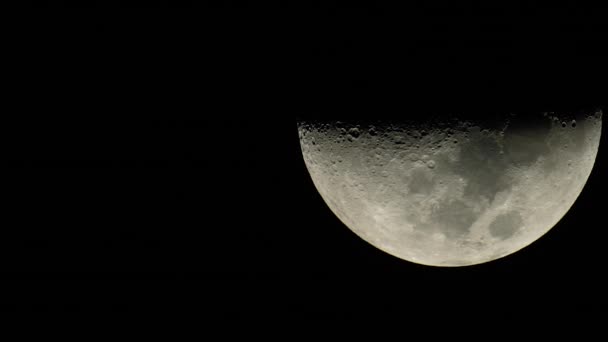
[298,110,602,266]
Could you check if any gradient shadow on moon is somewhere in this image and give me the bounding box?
[298,110,602,267]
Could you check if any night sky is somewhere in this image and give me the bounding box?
[4,2,607,316]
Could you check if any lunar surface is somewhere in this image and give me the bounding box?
[298,110,602,266]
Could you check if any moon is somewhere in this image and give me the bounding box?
[298,110,602,267]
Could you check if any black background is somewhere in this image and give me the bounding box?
[3,2,607,317]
